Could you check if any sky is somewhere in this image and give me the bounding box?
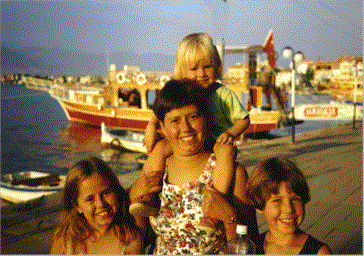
[1,0,362,76]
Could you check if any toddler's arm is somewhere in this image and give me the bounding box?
[216,116,250,144]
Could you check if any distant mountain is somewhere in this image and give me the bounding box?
[1,44,175,76]
[1,45,45,75]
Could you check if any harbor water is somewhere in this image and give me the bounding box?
[1,83,348,178]
[1,83,144,179]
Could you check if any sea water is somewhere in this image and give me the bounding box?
[1,83,143,177]
[1,84,348,177]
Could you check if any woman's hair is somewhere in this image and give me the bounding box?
[246,157,311,210]
[174,32,222,80]
[152,79,209,123]
[53,157,139,253]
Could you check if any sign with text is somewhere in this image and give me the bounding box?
[295,104,363,120]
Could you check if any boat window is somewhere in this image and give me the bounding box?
[147,89,159,108]
[118,87,141,108]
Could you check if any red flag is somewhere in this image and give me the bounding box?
[263,30,276,68]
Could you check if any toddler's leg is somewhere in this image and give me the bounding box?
[129,139,172,217]
[198,141,236,232]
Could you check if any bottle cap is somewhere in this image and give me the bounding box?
[236,224,248,235]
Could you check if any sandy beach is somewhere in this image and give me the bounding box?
[1,121,362,254]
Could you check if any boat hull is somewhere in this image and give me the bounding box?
[101,123,147,153]
[0,182,63,204]
[0,171,66,204]
[59,100,152,131]
[60,99,282,134]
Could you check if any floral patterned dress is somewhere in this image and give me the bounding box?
[149,154,226,255]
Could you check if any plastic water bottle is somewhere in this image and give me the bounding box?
[228,224,256,254]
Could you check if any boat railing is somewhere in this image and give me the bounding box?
[49,85,107,107]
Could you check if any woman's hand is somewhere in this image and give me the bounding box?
[202,185,236,223]
[202,185,239,242]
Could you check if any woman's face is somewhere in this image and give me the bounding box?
[185,59,215,89]
[161,104,206,156]
[76,172,119,233]
[258,181,305,236]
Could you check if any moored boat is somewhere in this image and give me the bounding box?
[49,64,287,134]
[294,101,363,121]
[0,171,66,204]
[49,39,289,134]
[101,122,147,153]
[48,66,165,132]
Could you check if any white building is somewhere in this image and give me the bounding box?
[80,76,91,84]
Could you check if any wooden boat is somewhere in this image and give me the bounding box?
[49,40,289,134]
[101,122,147,153]
[49,65,287,134]
[0,171,66,203]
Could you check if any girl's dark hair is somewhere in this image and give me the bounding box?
[152,79,209,122]
[246,157,311,210]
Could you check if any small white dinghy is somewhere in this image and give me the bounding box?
[0,171,66,203]
[101,122,147,153]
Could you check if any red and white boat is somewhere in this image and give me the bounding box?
[49,41,288,134]
[49,66,168,132]
[49,71,286,134]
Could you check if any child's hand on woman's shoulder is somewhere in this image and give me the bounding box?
[215,132,234,145]
[213,139,236,160]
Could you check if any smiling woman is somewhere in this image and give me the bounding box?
[50,157,143,255]
[128,79,258,254]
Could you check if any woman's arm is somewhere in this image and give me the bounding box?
[230,164,259,243]
[202,187,238,241]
